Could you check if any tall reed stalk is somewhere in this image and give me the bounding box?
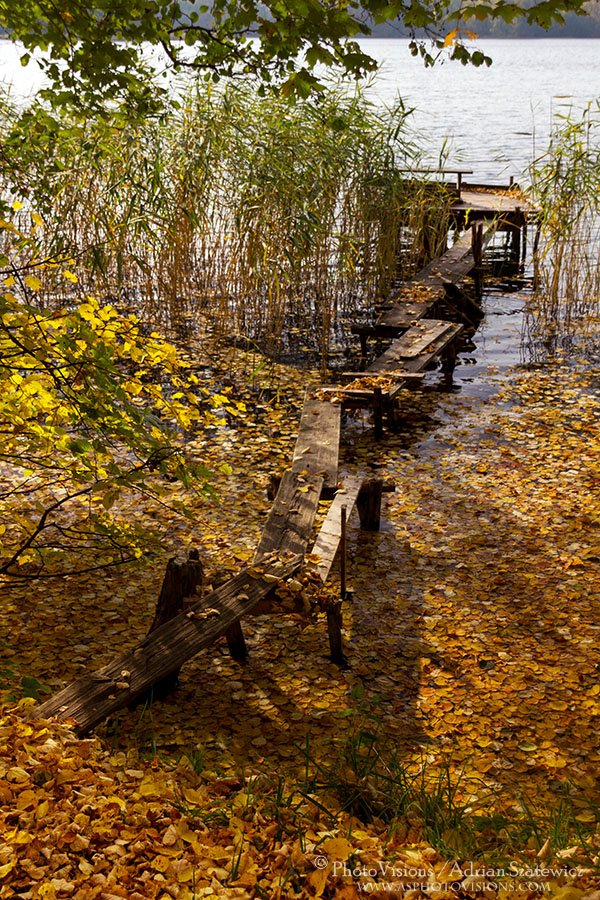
[529,102,600,356]
[0,81,452,362]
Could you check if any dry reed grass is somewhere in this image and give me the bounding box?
[0,81,454,362]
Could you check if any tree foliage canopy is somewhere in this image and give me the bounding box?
[0,0,591,110]
[0,214,229,579]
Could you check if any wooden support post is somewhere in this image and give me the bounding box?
[143,549,204,698]
[472,223,484,300]
[357,479,383,531]
[327,600,346,667]
[373,386,383,439]
[225,620,248,662]
[441,338,458,388]
[510,209,521,263]
[532,217,542,290]
[340,505,347,600]
[521,222,527,263]
[386,398,399,432]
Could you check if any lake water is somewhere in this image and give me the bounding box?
[1,37,599,182]
[356,38,600,182]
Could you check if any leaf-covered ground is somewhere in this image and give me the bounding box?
[0,346,599,897]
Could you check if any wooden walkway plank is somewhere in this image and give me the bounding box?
[291,395,341,490]
[368,320,463,375]
[414,228,477,285]
[254,469,324,563]
[35,557,302,734]
[35,197,517,731]
[375,225,494,334]
[453,189,529,217]
[377,300,434,330]
[310,476,364,582]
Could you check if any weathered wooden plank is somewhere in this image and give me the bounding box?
[369,321,463,374]
[310,476,363,582]
[254,469,324,563]
[291,395,341,489]
[35,557,301,734]
[372,226,493,336]
[374,319,455,362]
[454,189,530,216]
[414,229,478,285]
[338,371,425,383]
[378,301,434,329]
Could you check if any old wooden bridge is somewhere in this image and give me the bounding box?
[37,177,531,734]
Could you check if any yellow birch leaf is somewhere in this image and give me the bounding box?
[575,810,596,823]
[62,270,78,284]
[24,274,43,291]
[0,859,16,878]
[36,800,49,820]
[11,200,23,211]
[151,856,171,873]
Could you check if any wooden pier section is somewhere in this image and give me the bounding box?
[36,180,533,734]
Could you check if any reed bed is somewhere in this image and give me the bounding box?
[0,82,452,362]
[528,102,600,357]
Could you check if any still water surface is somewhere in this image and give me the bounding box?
[1,38,599,181]
[358,38,600,181]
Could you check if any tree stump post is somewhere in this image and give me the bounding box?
[357,479,384,531]
[145,549,204,697]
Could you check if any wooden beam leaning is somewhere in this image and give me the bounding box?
[309,476,363,668]
[291,395,341,494]
[35,557,302,735]
[310,476,364,583]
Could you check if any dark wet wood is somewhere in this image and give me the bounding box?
[35,557,302,735]
[357,479,385,531]
[145,550,204,695]
[368,320,462,374]
[327,600,346,667]
[149,550,203,634]
[225,620,248,662]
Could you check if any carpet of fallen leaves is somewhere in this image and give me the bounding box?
[1,340,599,897]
